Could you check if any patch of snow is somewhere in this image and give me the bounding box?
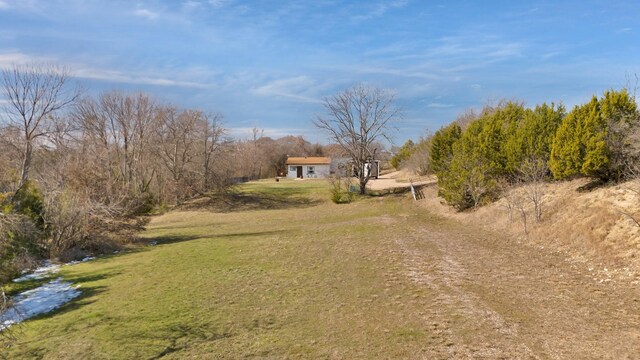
[12,256,96,283]
[66,256,96,265]
[12,261,60,283]
[1,278,81,330]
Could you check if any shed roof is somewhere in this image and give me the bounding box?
[286,156,331,165]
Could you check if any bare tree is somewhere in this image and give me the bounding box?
[315,84,400,194]
[512,190,529,235]
[200,112,225,191]
[518,157,547,222]
[1,64,79,189]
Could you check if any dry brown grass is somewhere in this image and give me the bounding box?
[418,178,640,278]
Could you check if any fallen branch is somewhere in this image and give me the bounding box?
[615,209,640,228]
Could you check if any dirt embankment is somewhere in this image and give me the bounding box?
[415,177,640,280]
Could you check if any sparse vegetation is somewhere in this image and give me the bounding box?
[328,173,354,204]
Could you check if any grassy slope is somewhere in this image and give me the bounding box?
[3,180,443,359]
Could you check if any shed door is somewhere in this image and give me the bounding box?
[296,166,303,178]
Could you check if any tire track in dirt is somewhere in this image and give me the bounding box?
[391,214,640,359]
[394,231,538,359]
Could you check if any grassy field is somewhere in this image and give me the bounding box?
[2,179,441,358]
[5,178,640,359]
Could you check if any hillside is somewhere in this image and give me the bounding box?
[417,177,640,280]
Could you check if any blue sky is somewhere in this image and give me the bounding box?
[1,0,638,144]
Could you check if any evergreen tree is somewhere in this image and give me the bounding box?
[550,89,638,181]
[390,139,415,169]
[430,123,461,174]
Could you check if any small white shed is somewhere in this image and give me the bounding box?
[285,157,331,179]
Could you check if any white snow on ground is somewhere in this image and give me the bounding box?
[0,278,81,330]
[1,256,96,331]
[12,261,60,282]
[12,256,95,283]
[66,256,96,265]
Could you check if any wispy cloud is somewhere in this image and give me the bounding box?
[0,52,41,66]
[0,51,210,88]
[74,66,210,88]
[541,51,562,60]
[352,0,409,21]
[133,8,159,20]
[228,126,313,139]
[208,0,232,8]
[505,7,539,18]
[252,76,322,103]
[346,65,442,81]
[426,102,454,108]
[430,35,524,61]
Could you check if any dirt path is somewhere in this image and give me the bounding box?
[390,209,640,359]
[366,171,433,191]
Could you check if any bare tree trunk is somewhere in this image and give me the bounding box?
[19,141,33,189]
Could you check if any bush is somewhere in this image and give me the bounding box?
[328,175,353,204]
[390,140,415,169]
[0,213,42,282]
[10,181,45,231]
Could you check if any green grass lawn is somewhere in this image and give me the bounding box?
[3,179,442,359]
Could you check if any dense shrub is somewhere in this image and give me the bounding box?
[435,101,565,210]
[550,89,639,181]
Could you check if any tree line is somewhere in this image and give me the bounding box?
[0,64,331,281]
[394,88,640,213]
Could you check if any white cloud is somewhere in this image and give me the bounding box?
[541,51,562,60]
[228,126,312,139]
[426,102,454,108]
[347,65,442,81]
[252,76,322,103]
[208,0,232,8]
[133,8,158,20]
[0,52,38,66]
[0,0,9,10]
[73,66,210,88]
[0,51,210,89]
[182,1,203,10]
[352,0,409,21]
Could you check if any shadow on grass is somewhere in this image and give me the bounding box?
[146,231,286,247]
[145,234,203,246]
[178,191,322,213]
[367,186,413,197]
[215,230,286,240]
[576,178,607,192]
